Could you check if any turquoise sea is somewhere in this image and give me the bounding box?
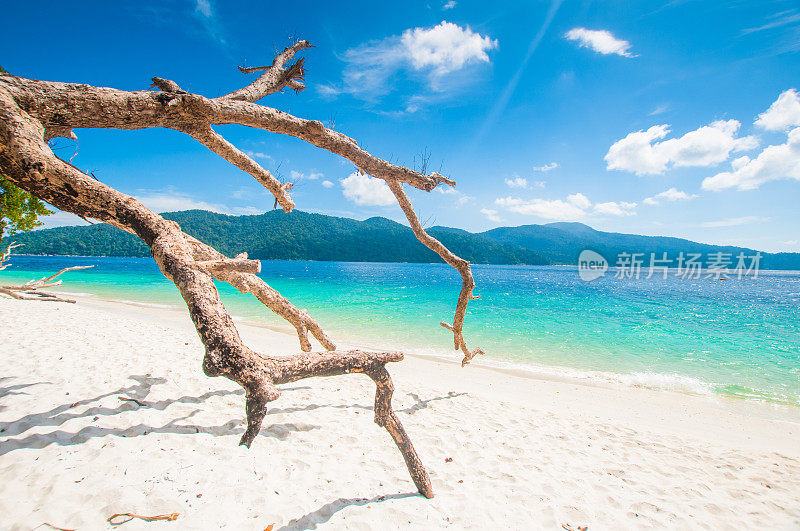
[2,255,799,406]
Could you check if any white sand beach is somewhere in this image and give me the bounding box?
[1,295,799,530]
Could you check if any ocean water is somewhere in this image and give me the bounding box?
[2,255,799,406]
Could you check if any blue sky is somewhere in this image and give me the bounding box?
[3,1,799,252]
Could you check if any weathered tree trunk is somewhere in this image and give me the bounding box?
[0,41,485,497]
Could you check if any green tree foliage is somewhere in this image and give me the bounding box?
[0,178,54,244]
[0,64,53,242]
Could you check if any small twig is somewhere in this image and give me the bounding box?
[107,513,180,526]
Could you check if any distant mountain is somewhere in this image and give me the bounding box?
[479,222,799,270]
[8,210,800,270]
[7,210,547,265]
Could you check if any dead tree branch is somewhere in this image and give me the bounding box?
[0,40,482,497]
[0,243,23,270]
[0,245,93,303]
[387,181,484,366]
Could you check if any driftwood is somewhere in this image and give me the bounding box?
[0,40,485,497]
[0,243,92,303]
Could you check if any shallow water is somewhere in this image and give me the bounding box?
[3,255,799,406]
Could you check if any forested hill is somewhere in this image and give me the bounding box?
[7,210,548,265]
[8,210,800,269]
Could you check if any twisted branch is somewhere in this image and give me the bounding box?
[0,243,22,270]
[223,40,311,101]
[0,39,485,496]
[387,181,484,366]
[0,244,93,303]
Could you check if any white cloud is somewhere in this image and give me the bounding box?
[495,193,590,220]
[643,187,698,205]
[135,188,260,215]
[195,0,211,17]
[322,22,496,100]
[567,192,591,210]
[244,150,271,160]
[701,216,770,228]
[564,28,634,57]
[532,162,558,172]
[755,89,800,131]
[434,185,472,205]
[480,208,502,223]
[403,21,497,75]
[649,103,670,116]
[442,0,456,10]
[605,120,758,175]
[193,0,225,45]
[594,201,637,216]
[340,172,395,206]
[505,176,528,188]
[36,210,91,230]
[290,170,323,181]
[702,127,800,191]
[321,180,334,188]
[494,192,637,220]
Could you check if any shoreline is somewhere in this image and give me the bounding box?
[49,289,800,416]
[55,292,800,434]
[2,295,799,528]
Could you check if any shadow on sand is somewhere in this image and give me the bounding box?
[0,375,320,455]
[278,492,421,530]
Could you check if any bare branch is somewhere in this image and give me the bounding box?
[150,77,186,93]
[0,43,487,495]
[196,257,261,275]
[387,180,484,366]
[180,124,295,212]
[0,245,90,303]
[0,243,23,270]
[222,41,312,101]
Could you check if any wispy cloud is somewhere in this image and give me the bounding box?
[564,28,634,57]
[321,21,497,111]
[135,187,260,215]
[193,0,226,45]
[495,193,591,220]
[480,208,502,223]
[593,201,637,217]
[36,210,91,230]
[742,9,800,35]
[505,176,528,189]
[701,216,770,228]
[643,187,698,205]
[290,170,324,181]
[244,150,271,160]
[442,0,456,10]
[532,162,558,172]
[649,103,670,116]
[495,192,636,220]
[472,0,562,143]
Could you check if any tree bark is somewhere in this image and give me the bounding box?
[0,41,483,497]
